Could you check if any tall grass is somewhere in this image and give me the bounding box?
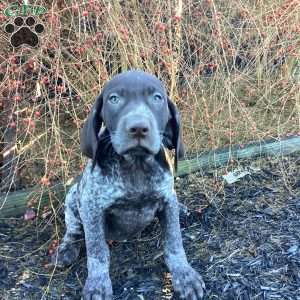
[0,0,299,192]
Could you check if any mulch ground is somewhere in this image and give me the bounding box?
[1,154,300,300]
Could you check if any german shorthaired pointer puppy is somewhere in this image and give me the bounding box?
[52,70,205,299]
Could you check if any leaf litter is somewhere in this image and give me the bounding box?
[0,154,300,299]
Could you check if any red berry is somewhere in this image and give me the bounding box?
[10,56,18,64]
[29,120,36,129]
[173,15,182,22]
[14,95,21,102]
[42,76,49,84]
[35,111,41,118]
[9,122,16,129]
[72,4,79,12]
[41,176,50,186]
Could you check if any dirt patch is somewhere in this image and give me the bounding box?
[0,155,300,300]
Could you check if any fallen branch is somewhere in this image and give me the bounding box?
[1,135,300,218]
[0,183,66,218]
[176,135,300,176]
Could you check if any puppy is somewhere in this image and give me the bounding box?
[52,70,205,300]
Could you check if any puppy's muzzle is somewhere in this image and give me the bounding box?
[112,111,161,156]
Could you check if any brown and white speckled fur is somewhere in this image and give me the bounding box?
[52,70,205,300]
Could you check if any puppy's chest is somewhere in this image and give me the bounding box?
[81,161,173,210]
[108,170,170,205]
[103,170,170,239]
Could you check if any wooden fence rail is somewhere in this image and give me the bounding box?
[1,135,300,218]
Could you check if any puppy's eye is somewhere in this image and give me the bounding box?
[108,94,120,104]
[153,93,163,102]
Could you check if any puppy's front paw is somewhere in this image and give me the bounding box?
[51,242,80,267]
[83,275,113,300]
[171,265,205,299]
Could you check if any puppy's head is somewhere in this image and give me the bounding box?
[80,70,184,170]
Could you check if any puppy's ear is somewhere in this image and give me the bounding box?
[80,94,103,169]
[163,98,185,171]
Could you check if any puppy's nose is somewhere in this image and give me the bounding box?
[127,121,150,138]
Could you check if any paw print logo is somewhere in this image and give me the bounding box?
[5,16,44,48]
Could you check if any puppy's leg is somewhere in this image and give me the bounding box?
[80,206,112,300]
[158,193,205,300]
[52,184,83,267]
